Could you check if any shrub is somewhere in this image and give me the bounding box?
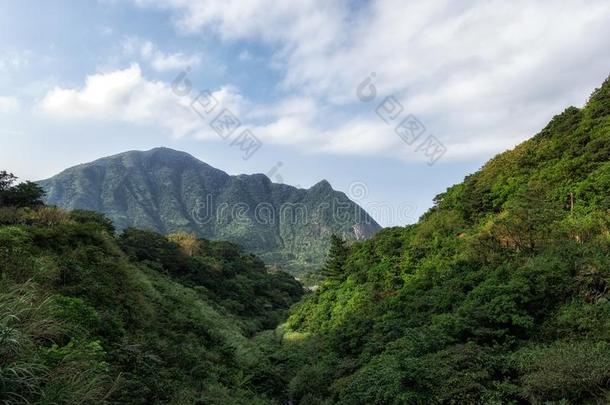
[514,341,610,402]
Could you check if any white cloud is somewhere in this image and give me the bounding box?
[133,0,346,44]
[122,37,201,71]
[151,52,200,72]
[34,63,392,158]
[0,97,20,114]
[128,0,610,162]
[37,64,240,140]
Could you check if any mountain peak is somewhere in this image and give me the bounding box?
[310,179,333,190]
[140,147,199,161]
[107,147,223,175]
[145,146,189,155]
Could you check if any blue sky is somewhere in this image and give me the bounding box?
[1,0,610,226]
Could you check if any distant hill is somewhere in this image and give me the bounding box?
[38,148,381,274]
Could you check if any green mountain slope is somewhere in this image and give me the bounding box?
[275,77,610,403]
[0,204,302,403]
[38,148,381,275]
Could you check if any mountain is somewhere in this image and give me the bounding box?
[273,77,610,403]
[38,148,381,274]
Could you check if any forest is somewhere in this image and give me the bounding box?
[280,77,610,403]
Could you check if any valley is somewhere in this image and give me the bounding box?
[1,76,609,404]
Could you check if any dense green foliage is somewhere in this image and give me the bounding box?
[38,148,380,275]
[0,202,302,403]
[273,78,610,403]
[0,171,45,208]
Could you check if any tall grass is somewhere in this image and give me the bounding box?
[0,281,56,404]
[0,281,117,404]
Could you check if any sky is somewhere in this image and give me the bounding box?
[1,0,609,226]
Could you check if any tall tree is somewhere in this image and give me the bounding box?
[0,171,17,191]
[320,234,349,280]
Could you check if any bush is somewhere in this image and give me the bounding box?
[70,210,115,234]
[514,341,610,402]
[20,206,71,226]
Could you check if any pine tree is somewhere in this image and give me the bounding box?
[320,234,348,280]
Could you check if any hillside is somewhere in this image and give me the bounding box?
[0,193,302,403]
[271,77,610,403]
[38,148,381,275]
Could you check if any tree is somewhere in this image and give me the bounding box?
[0,171,45,208]
[167,232,201,257]
[320,234,349,280]
[487,181,563,253]
[118,228,189,275]
[70,210,116,234]
[0,171,17,191]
